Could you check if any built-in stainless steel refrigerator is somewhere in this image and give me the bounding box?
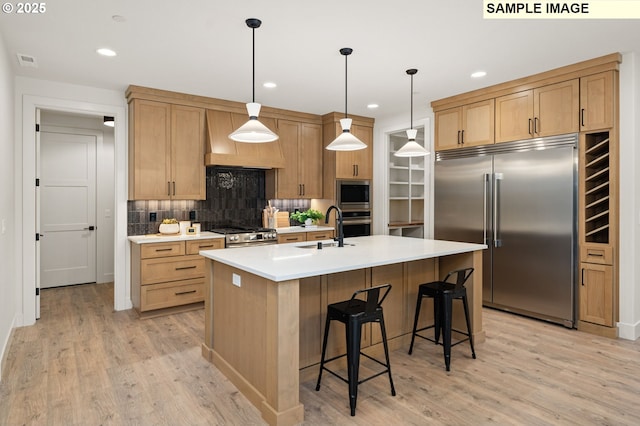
[434,134,577,327]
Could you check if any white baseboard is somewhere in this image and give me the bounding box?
[0,315,16,382]
[617,320,640,341]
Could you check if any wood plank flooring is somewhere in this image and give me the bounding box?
[1,282,640,425]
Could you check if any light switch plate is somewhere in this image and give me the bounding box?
[232,273,241,287]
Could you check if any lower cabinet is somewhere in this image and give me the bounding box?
[277,230,334,244]
[579,262,614,327]
[131,238,224,316]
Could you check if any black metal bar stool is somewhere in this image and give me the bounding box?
[315,283,396,416]
[409,267,476,371]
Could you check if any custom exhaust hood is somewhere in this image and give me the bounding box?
[205,109,285,168]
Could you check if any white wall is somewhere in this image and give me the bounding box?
[40,111,115,284]
[0,33,16,379]
[14,77,129,328]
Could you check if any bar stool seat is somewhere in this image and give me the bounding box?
[315,284,396,416]
[409,267,476,371]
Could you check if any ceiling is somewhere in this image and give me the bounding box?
[1,1,639,121]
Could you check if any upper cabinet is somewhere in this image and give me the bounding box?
[266,120,323,199]
[435,99,494,150]
[322,113,375,199]
[128,99,205,200]
[495,79,579,143]
[580,71,616,132]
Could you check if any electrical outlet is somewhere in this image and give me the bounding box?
[232,273,241,287]
[149,212,157,222]
[189,210,196,221]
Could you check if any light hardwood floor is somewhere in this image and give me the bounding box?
[2,282,640,425]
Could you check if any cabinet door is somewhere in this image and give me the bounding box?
[299,123,323,198]
[534,79,579,137]
[351,124,373,179]
[171,105,206,200]
[580,262,613,326]
[462,99,495,147]
[580,71,614,131]
[495,90,534,143]
[435,107,462,150]
[130,100,171,199]
[275,120,301,198]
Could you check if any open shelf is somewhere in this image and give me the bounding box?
[583,132,611,244]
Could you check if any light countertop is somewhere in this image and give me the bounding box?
[128,231,224,244]
[200,234,487,282]
[276,225,334,234]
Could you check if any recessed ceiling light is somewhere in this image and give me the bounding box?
[367,103,379,109]
[471,70,487,78]
[96,48,117,57]
[263,82,277,88]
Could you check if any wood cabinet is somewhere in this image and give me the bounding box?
[266,120,322,199]
[580,263,614,327]
[495,80,579,143]
[277,229,334,244]
[435,99,494,150]
[322,113,374,200]
[128,100,206,200]
[131,238,224,316]
[580,71,616,131]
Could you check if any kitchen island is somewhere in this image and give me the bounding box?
[199,235,486,426]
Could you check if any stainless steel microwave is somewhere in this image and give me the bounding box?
[337,180,370,210]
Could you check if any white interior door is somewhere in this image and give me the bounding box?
[40,129,97,288]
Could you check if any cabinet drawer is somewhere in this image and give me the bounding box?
[278,233,306,244]
[141,241,185,259]
[581,245,613,265]
[186,238,224,254]
[141,255,205,285]
[140,278,204,312]
[306,230,334,241]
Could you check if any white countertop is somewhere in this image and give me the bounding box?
[276,225,334,234]
[128,231,224,244]
[200,235,487,282]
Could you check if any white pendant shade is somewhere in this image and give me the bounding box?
[229,102,279,143]
[326,118,367,151]
[395,128,429,157]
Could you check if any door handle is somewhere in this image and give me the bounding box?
[83,226,96,231]
[483,173,489,245]
[493,173,503,247]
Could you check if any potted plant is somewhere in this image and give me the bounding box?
[159,218,180,234]
[290,209,324,226]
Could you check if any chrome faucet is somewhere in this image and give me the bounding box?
[325,205,344,247]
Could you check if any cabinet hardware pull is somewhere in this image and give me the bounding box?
[355,165,359,176]
[302,184,305,196]
[461,129,464,145]
[581,108,585,127]
[286,237,297,241]
[534,117,539,134]
[457,130,461,144]
[175,290,197,295]
[155,248,173,252]
[172,181,176,196]
[198,245,214,249]
[528,119,532,135]
[167,181,171,196]
[588,252,604,257]
[581,268,585,286]
[175,265,197,270]
[353,165,356,176]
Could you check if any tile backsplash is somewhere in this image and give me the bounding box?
[127,167,312,235]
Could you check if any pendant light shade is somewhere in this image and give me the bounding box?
[395,69,429,157]
[229,18,278,143]
[103,116,114,127]
[326,48,366,151]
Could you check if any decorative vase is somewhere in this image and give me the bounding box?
[304,218,313,226]
[159,223,180,234]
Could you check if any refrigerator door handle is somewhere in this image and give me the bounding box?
[494,172,503,247]
[483,173,489,245]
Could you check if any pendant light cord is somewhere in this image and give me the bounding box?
[410,72,413,130]
[252,25,256,103]
[344,53,348,119]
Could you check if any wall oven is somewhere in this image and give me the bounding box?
[342,210,371,237]
[337,180,370,210]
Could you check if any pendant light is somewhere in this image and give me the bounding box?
[103,116,114,127]
[229,18,279,143]
[326,48,367,151]
[395,69,429,157]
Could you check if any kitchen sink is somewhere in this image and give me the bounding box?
[297,242,355,249]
